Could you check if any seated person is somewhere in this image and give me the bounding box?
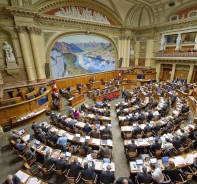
[136,166,152,184]
[99,145,112,158]
[9,130,20,141]
[115,177,133,184]
[25,145,36,160]
[133,124,142,136]
[83,123,92,135]
[55,154,69,171]
[49,131,58,144]
[73,110,79,119]
[53,96,60,110]
[31,122,40,133]
[164,160,180,183]
[37,128,47,143]
[69,157,81,179]
[149,139,161,153]
[150,163,164,183]
[3,174,21,184]
[43,150,55,170]
[81,161,96,180]
[163,138,173,157]
[50,112,58,121]
[143,123,152,134]
[27,86,34,93]
[14,138,26,152]
[39,87,45,95]
[40,123,47,133]
[89,127,100,138]
[102,125,112,139]
[179,129,188,145]
[152,122,161,133]
[100,164,115,184]
[81,141,92,155]
[56,133,68,152]
[170,136,181,150]
[126,139,137,153]
[68,107,74,117]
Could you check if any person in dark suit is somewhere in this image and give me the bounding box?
[37,128,46,143]
[136,166,152,184]
[83,123,92,135]
[115,177,133,184]
[55,154,69,171]
[49,131,58,144]
[143,123,152,134]
[50,112,57,121]
[81,141,92,155]
[124,91,129,103]
[180,129,188,145]
[3,174,21,184]
[93,115,100,121]
[149,139,161,153]
[133,124,142,136]
[126,139,137,152]
[138,113,145,123]
[81,161,96,180]
[31,121,40,133]
[43,150,55,170]
[102,125,112,139]
[69,157,81,179]
[40,123,47,133]
[100,164,115,184]
[14,138,26,152]
[171,136,181,150]
[164,161,180,183]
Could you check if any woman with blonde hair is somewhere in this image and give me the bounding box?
[165,160,180,182]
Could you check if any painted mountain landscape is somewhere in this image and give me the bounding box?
[50,35,115,79]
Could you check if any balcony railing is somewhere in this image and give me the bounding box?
[155,52,197,57]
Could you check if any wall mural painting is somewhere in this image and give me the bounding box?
[50,35,116,79]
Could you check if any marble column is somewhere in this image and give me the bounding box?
[145,39,154,66]
[126,37,131,67]
[27,27,46,81]
[135,41,140,65]
[0,73,4,85]
[170,64,176,82]
[15,26,37,82]
[187,65,194,84]
[156,62,161,82]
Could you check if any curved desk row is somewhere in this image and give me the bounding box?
[68,94,85,107]
[0,89,52,127]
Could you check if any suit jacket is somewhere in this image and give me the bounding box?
[100,170,115,184]
[50,134,58,143]
[69,161,81,178]
[37,133,46,143]
[43,155,55,169]
[83,125,92,135]
[127,143,137,152]
[150,143,161,152]
[144,125,152,133]
[55,159,69,171]
[14,143,26,152]
[133,127,142,135]
[81,161,95,180]
[165,168,180,182]
[102,127,111,134]
[171,139,181,150]
[2,175,21,184]
[136,172,152,184]
[180,133,188,145]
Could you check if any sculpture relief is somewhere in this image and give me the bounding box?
[3,41,16,62]
[175,33,182,50]
[2,41,20,77]
[55,7,110,24]
[130,45,135,55]
[159,35,165,51]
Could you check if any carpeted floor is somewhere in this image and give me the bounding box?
[0,93,196,184]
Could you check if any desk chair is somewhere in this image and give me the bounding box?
[101,133,111,139]
[47,139,56,148]
[79,148,86,156]
[149,149,163,158]
[122,132,133,139]
[91,132,100,138]
[74,127,82,134]
[39,163,56,175]
[82,174,98,184]
[143,131,152,138]
[158,174,171,184]
[126,150,137,161]
[135,176,154,184]
[102,119,110,125]
[136,133,143,138]
[65,169,81,184]
[153,130,163,136]
[121,120,130,126]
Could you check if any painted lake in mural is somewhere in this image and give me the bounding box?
[50,35,115,79]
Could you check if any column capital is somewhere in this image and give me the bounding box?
[15,26,26,33]
[26,27,42,35]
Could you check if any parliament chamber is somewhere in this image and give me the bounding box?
[1,0,197,184]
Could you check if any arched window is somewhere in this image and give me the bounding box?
[170,15,178,21]
[189,11,197,17]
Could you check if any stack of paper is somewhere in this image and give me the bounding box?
[92,138,100,145]
[107,140,113,146]
[95,161,102,170]
[58,130,66,136]
[15,170,29,183]
[23,134,30,142]
[26,177,42,184]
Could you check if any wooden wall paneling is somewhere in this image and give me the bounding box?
[162,69,171,81]
[174,70,189,79]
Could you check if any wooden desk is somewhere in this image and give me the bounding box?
[86,81,101,90]
[88,86,115,99]
[0,97,22,106]
[68,94,85,107]
[15,169,47,184]
[0,89,52,127]
[94,89,120,103]
[117,83,133,90]
[78,86,87,94]
[25,87,39,100]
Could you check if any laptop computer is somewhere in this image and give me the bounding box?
[138,138,143,142]
[136,159,144,169]
[35,140,41,149]
[103,158,111,163]
[150,158,159,168]
[75,134,80,141]
[102,139,107,145]
[85,136,90,142]
[148,136,154,143]
[65,152,71,157]
[162,157,169,167]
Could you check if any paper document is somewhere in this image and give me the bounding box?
[15,170,29,183]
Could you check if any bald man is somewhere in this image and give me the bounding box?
[115,177,133,184]
[100,164,115,184]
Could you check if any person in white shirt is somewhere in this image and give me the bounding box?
[153,110,160,116]
[150,163,164,183]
